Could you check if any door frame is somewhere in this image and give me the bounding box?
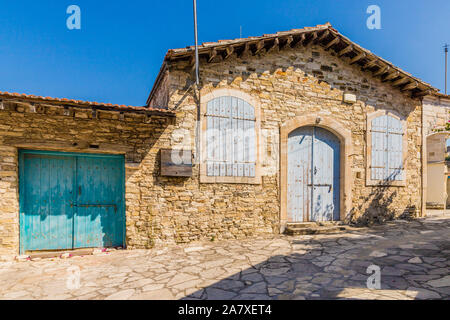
[280,115,353,231]
[18,149,126,254]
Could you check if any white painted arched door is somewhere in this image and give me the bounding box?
[287,126,340,222]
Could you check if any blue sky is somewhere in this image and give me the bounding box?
[0,1,448,106]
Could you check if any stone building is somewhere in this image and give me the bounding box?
[0,23,446,259]
[423,94,450,208]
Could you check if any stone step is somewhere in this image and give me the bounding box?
[286,221,344,228]
[426,202,445,210]
[284,222,347,236]
[426,210,450,217]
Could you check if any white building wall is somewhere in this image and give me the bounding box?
[423,95,450,209]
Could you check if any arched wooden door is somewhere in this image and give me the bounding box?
[287,126,340,222]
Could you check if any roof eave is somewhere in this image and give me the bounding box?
[161,23,438,98]
[146,55,170,106]
[0,92,175,117]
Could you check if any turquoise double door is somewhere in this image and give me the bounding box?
[19,150,125,253]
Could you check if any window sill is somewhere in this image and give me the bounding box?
[366,179,406,187]
[200,175,262,184]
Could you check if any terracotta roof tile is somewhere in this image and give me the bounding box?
[0,91,174,115]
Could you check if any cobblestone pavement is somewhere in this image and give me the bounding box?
[0,217,449,300]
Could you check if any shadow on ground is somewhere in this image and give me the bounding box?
[182,219,450,300]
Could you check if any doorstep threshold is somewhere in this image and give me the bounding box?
[23,247,123,261]
[27,248,96,260]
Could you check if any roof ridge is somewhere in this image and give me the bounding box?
[170,23,331,54]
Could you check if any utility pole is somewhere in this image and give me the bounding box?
[445,44,448,95]
[193,0,201,168]
[193,0,199,86]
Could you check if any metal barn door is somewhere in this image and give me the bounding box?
[19,150,125,253]
[287,126,340,222]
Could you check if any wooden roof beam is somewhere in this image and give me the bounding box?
[315,30,329,44]
[304,32,317,46]
[392,77,409,87]
[224,46,234,60]
[373,66,389,77]
[362,59,378,70]
[292,33,306,48]
[401,81,418,91]
[337,44,353,57]
[239,42,250,58]
[412,89,433,99]
[208,48,217,63]
[281,36,293,50]
[254,40,265,55]
[267,37,279,52]
[189,55,195,66]
[323,36,340,50]
[349,52,366,65]
[383,71,400,82]
[189,55,196,72]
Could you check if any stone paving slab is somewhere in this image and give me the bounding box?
[0,217,449,300]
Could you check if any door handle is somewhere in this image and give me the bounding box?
[78,186,82,195]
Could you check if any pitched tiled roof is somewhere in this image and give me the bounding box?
[148,23,441,104]
[0,91,174,116]
[167,23,332,57]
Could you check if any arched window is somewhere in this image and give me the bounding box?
[205,96,256,178]
[369,114,405,182]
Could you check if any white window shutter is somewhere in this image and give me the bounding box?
[371,114,404,182]
[247,119,256,177]
[206,96,256,178]
[387,116,403,181]
[371,115,388,180]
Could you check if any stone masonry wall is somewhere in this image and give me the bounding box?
[165,43,424,226]
[423,95,450,136]
[0,144,18,258]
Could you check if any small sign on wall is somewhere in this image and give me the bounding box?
[343,93,357,104]
[160,149,193,177]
